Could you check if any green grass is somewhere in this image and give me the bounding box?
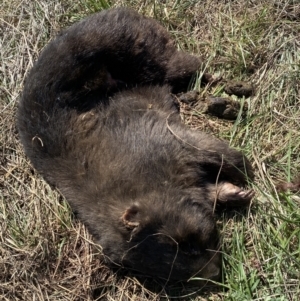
[1,0,299,300]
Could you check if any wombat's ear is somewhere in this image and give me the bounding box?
[121,204,140,230]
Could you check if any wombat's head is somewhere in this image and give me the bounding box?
[104,190,221,282]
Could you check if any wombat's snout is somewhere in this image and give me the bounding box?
[186,259,221,285]
[201,262,221,280]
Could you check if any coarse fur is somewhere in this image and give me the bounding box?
[17,7,254,281]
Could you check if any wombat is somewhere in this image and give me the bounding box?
[17,7,254,282]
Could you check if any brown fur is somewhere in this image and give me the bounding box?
[17,7,254,281]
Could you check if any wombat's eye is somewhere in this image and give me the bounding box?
[191,200,201,206]
[189,199,205,210]
[183,198,198,206]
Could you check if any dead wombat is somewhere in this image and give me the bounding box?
[17,7,254,282]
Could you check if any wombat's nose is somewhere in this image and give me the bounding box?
[201,262,221,280]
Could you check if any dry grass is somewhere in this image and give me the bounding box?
[1,0,299,300]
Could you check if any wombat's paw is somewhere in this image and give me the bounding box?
[212,182,255,205]
[178,92,248,120]
[224,80,254,98]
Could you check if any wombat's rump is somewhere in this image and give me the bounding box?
[17,7,254,281]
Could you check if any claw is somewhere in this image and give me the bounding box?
[213,182,255,206]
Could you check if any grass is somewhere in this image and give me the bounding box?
[0,0,299,300]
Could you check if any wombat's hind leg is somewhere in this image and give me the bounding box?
[208,182,255,206]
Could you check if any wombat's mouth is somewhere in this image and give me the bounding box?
[117,242,221,282]
[121,260,221,282]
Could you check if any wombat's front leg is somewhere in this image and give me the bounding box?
[181,129,254,185]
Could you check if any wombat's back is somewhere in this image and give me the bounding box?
[17,7,200,177]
